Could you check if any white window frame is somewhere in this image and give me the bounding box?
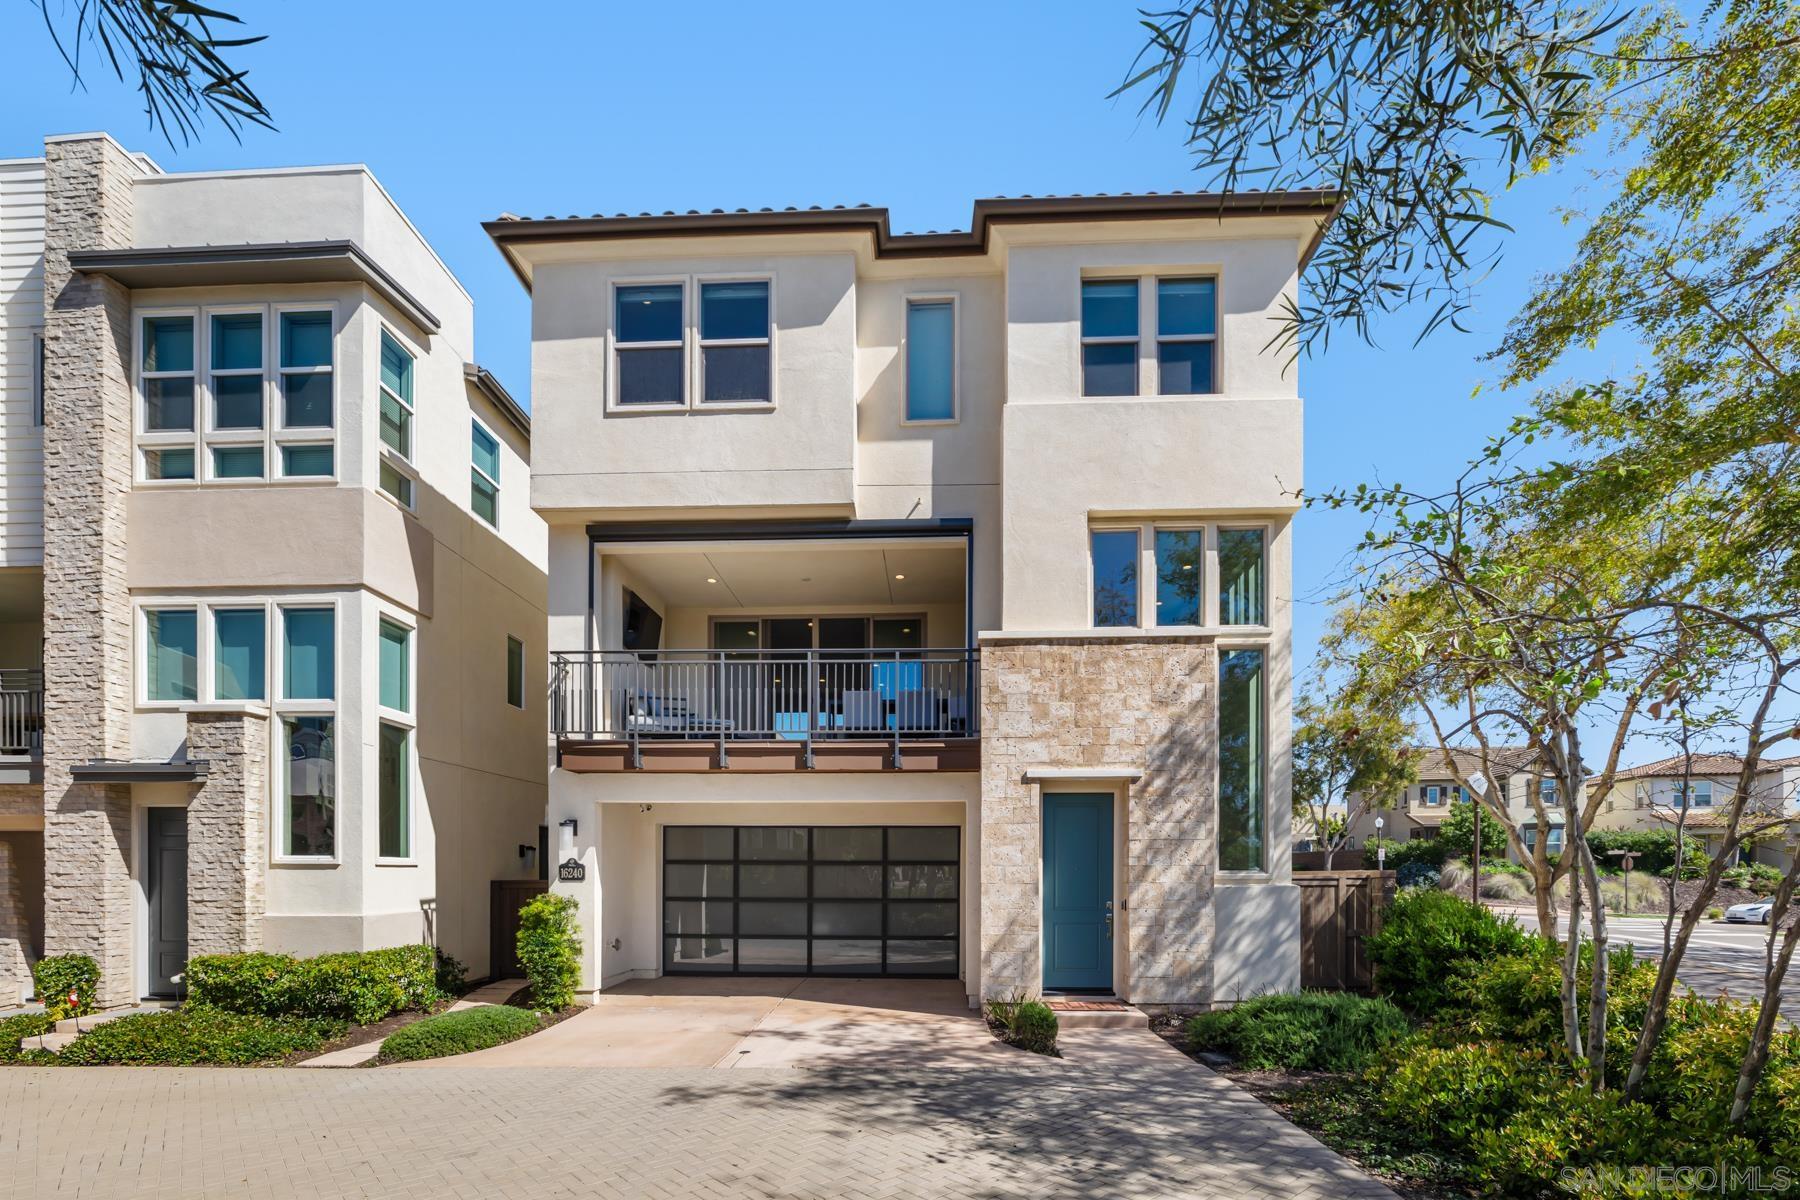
[273,598,342,865]
[1422,785,1444,807]
[1153,275,1221,396]
[901,292,960,426]
[133,302,339,487]
[1215,638,1272,878]
[272,303,338,479]
[608,276,689,414]
[1079,277,1139,398]
[1086,519,1271,631]
[376,324,421,510]
[135,602,202,709]
[696,274,775,410]
[470,416,501,528]
[207,602,269,705]
[375,610,417,866]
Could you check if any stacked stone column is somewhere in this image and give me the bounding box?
[183,713,268,955]
[40,136,148,1008]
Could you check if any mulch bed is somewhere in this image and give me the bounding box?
[285,999,456,1065]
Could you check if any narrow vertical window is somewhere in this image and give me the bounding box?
[905,299,955,421]
[378,619,411,713]
[700,281,770,404]
[144,608,198,702]
[378,331,416,506]
[378,722,410,859]
[1156,277,1217,395]
[282,607,335,701]
[1218,528,1266,626]
[506,636,525,709]
[282,715,335,857]
[1218,648,1266,872]
[141,316,196,432]
[1153,528,1203,626]
[1090,529,1139,627]
[279,311,334,477]
[615,284,683,406]
[213,607,266,701]
[209,312,264,431]
[1080,280,1138,397]
[470,420,500,526]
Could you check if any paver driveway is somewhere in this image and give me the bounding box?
[1,1028,1394,1199]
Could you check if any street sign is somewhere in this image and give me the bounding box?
[1468,771,1490,796]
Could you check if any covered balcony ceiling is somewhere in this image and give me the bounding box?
[606,543,964,609]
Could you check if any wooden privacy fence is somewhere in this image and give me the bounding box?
[1297,870,1395,991]
[490,879,549,981]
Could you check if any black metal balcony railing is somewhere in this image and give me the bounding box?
[0,669,44,757]
[551,648,978,764]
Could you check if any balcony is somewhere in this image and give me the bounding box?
[552,648,979,772]
[1,668,44,760]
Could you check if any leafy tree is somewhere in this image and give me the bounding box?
[1291,691,1416,868]
[1436,797,1507,863]
[31,0,272,146]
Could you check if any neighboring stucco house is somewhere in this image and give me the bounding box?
[1590,754,1800,872]
[1341,745,1563,860]
[0,133,548,1007]
[490,190,1334,1009]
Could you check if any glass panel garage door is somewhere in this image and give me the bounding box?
[663,825,959,976]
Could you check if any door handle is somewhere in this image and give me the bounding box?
[1105,899,1114,939]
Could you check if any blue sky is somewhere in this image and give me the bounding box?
[4,0,1603,685]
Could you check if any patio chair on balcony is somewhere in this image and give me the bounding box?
[841,689,885,734]
[626,693,735,738]
[894,688,945,733]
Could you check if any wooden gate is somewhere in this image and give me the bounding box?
[490,879,548,982]
[1297,870,1395,991]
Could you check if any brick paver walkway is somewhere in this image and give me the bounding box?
[0,1048,1392,1199]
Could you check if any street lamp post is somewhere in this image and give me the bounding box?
[1374,815,1386,873]
[1468,772,1492,905]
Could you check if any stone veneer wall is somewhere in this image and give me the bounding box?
[0,838,31,1003]
[978,636,1217,1007]
[184,713,269,955]
[40,136,148,1008]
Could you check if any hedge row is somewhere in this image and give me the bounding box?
[378,1005,540,1062]
[186,944,437,1024]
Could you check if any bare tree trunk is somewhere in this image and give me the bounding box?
[1570,763,1611,1088]
[1559,753,1587,1066]
[1728,858,1800,1124]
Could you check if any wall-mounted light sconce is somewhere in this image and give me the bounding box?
[518,844,537,870]
[558,817,579,863]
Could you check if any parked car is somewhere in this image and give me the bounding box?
[1725,900,1774,925]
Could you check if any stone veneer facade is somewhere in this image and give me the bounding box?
[40,136,147,1008]
[978,635,1217,1008]
[183,713,269,956]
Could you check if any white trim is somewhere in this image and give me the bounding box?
[900,292,960,426]
[470,416,501,527]
[1078,276,1139,398]
[1215,643,1271,878]
[695,274,775,410]
[374,609,417,865]
[272,598,343,866]
[607,276,688,413]
[1022,767,1143,783]
[1084,518,1271,633]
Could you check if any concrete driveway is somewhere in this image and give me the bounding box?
[431,976,1030,1068]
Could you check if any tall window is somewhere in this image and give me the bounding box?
[1080,280,1138,397]
[1156,278,1217,395]
[470,420,500,526]
[1153,528,1203,626]
[905,299,956,421]
[280,606,336,859]
[378,331,415,506]
[143,608,198,702]
[212,607,266,701]
[506,635,525,709]
[1090,529,1139,626]
[1219,648,1266,872]
[1218,528,1266,626]
[278,311,334,477]
[377,618,413,860]
[700,281,770,404]
[140,316,196,480]
[615,283,683,406]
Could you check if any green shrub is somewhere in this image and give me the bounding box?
[1366,890,1530,1015]
[1185,991,1410,1072]
[1467,1081,1667,1193]
[1380,1038,1556,1144]
[33,954,99,1020]
[1458,938,1655,1057]
[1367,836,1447,870]
[516,893,581,1010]
[0,1012,57,1063]
[1720,862,1784,893]
[378,1004,539,1062]
[55,1006,342,1066]
[187,944,436,1024]
[434,949,468,997]
[985,994,1058,1055]
[1395,861,1440,890]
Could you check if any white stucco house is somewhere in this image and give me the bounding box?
[491,191,1335,1009]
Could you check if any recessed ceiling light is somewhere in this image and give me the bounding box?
[706,577,718,584]
[894,573,905,580]
[801,577,811,583]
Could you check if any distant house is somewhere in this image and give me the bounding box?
[1589,754,1800,871]
[1343,745,1564,860]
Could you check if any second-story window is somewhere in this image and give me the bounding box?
[1080,280,1138,397]
[905,298,956,422]
[616,283,684,406]
[1154,528,1202,626]
[279,311,335,477]
[1090,522,1268,629]
[700,281,770,404]
[378,330,416,507]
[1091,528,1139,626]
[1219,528,1266,626]
[1156,278,1217,394]
[470,419,500,526]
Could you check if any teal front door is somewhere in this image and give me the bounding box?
[1042,793,1113,991]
